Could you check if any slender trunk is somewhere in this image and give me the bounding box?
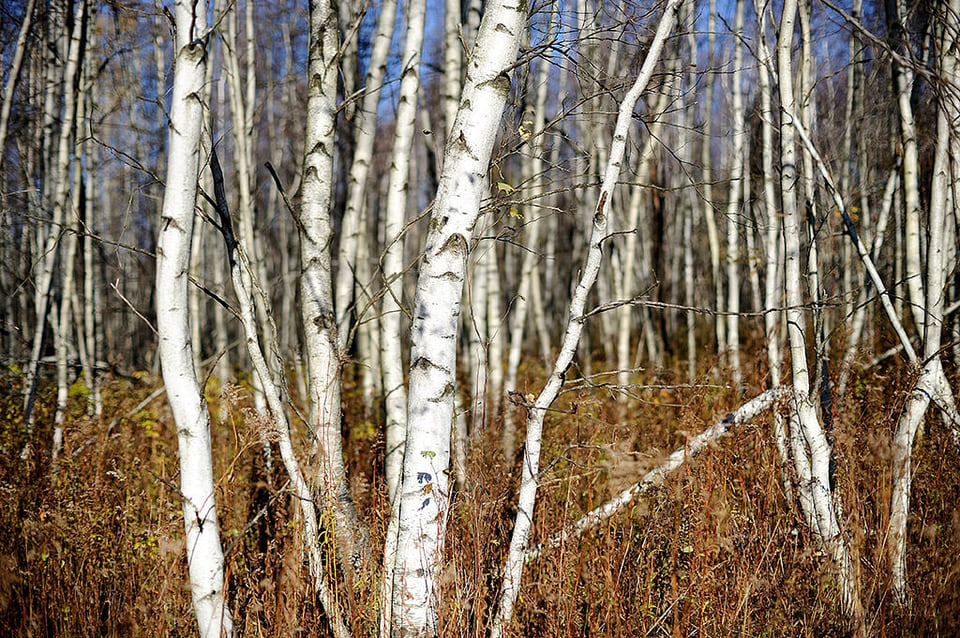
[615,84,672,395]
[754,0,792,498]
[726,0,746,388]
[210,150,350,638]
[443,0,462,144]
[466,203,490,438]
[299,0,361,580]
[81,79,101,417]
[683,2,698,382]
[890,0,959,605]
[838,163,898,395]
[0,0,36,174]
[52,132,85,468]
[380,2,524,633]
[504,5,556,459]
[778,0,863,626]
[886,0,926,335]
[486,235,505,427]
[155,3,233,633]
[702,0,725,366]
[493,1,685,632]
[336,0,398,349]
[22,0,86,457]
[381,0,427,506]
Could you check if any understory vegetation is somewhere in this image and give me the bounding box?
[2,337,958,637]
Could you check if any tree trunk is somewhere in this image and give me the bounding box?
[725,0,746,388]
[889,0,959,605]
[336,0,398,350]
[155,2,233,633]
[493,1,685,632]
[298,0,361,579]
[777,0,864,626]
[381,0,427,506]
[0,0,37,175]
[380,2,524,633]
[22,0,87,457]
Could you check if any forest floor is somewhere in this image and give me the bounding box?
[1,341,959,637]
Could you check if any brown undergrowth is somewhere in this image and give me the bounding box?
[0,350,958,636]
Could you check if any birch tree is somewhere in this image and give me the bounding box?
[0,0,36,173]
[381,0,427,505]
[155,1,233,634]
[889,0,960,606]
[21,0,87,458]
[380,1,525,633]
[725,0,746,389]
[776,0,863,626]
[298,0,361,574]
[493,0,686,632]
[336,0,397,349]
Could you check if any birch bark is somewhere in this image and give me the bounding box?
[777,0,863,625]
[725,0,746,388]
[885,0,926,335]
[889,0,960,605]
[299,0,360,574]
[380,1,524,633]
[504,3,556,460]
[493,1,685,633]
[336,0,397,349]
[21,0,86,456]
[155,2,233,634]
[702,0,725,365]
[210,150,350,638]
[0,0,36,174]
[382,0,427,506]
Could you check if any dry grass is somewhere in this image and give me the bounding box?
[1,349,958,637]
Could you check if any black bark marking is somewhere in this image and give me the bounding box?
[594,191,609,227]
[438,233,468,258]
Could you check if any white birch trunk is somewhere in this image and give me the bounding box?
[382,0,427,506]
[788,107,960,442]
[155,3,233,633]
[777,0,863,625]
[81,81,101,417]
[380,2,524,633]
[209,149,351,638]
[492,1,685,633]
[615,83,672,396]
[682,5,698,382]
[887,0,926,335]
[466,205,490,436]
[443,0,462,144]
[52,149,84,468]
[889,0,959,604]
[725,0,746,388]
[486,237,505,427]
[838,163,898,395]
[0,0,36,174]
[503,6,556,459]
[21,0,86,456]
[702,0,725,366]
[299,0,361,574]
[336,0,397,349]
